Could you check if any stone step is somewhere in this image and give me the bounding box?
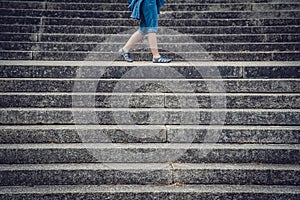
[1,25,299,35]
[0,108,299,125]
[0,184,299,200]
[1,61,299,78]
[0,163,299,186]
[0,0,299,3]
[3,33,300,43]
[167,125,300,143]
[0,0,299,2]
[0,78,298,93]
[0,125,299,144]
[43,18,300,27]
[0,9,299,19]
[1,2,299,12]
[0,125,167,144]
[170,0,300,2]
[1,17,299,27]
[1,51,300,61]
[0,93,299,109]
[0,143,299,164]
[1,42,299,52]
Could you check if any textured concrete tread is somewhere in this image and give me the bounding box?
[0,162,299,171]
[0,184,299,194]
[1,60,299,66]
[0,143,299,150]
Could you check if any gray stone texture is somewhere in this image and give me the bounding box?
[167,125,300,143]
[0,79,299,93]
[0,143,299,164]
[0,185,299,200]
[0,125,167,143]
[0,0,300,198]
[0,108,298,125]
[1,0,300,62]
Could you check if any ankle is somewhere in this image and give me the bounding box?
[123,47,130,52]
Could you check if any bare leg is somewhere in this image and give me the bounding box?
[122,31,144,52]
[148,32,160,58]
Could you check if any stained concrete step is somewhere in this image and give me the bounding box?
[52,3,300,12]
[0,0,298,3]
[2,33,300,44]
[3,33,300,43]
[1,17,299,27]
[0,93,299,109]
[1,61,243,78]
[0,125,299,144]
[171,0,300,2]
[1,51,300,61]
[0,61,299,78]
[0,79,299,93]
[167,125,300,143]
[1,2,300,12]
[40,52,300,62]
[0,108,299,125]
[1,25,299,35]
[2,42,299,52]
[40,26,300,35]
[0,163,299,186]
[0,125,167,144]
[44,18,300,26]
[0,143,299,164]
[0,184,299,200]
[41,33,300,43]
[3,0,297,3]
[0,163,173,186]
[1,9,299,19]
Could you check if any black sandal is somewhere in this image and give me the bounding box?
[153,56,172,63]
[120,48,133,62]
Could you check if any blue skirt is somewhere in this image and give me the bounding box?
[139,0,159,35]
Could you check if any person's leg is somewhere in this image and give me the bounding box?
[119,30,144,62]
[122,30,144,52]
[141,0,171,62]
[148,32,160,58]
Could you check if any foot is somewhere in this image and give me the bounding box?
[153,56,172,63]
[120,48,133,62]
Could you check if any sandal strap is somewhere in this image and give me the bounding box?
[121,48,133,62]
[153,56,172,63]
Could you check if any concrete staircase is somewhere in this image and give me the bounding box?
[0,0,299,199]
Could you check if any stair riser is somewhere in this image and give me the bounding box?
[1,65,299,78]
[0,94,299,109]
[2,25,299,35]
[0,127,167,143]
[2,18,299,27]
[168,128,300,143]
[0,148,298,164]
[2,0,297,3]
[0,193,299,200]
[1,51,300,61]
[39,34,300,43]
[1,127,299,144]
[0,80,298,93]
[173,169,300,185]
[3,34,300,43]
[2,2,300,11]
[0,65,241,78]
[2,43,299,52]
[0,168,298,186]
[1,9,299,19]
[0,110,299,125]
[0,124,299,144]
